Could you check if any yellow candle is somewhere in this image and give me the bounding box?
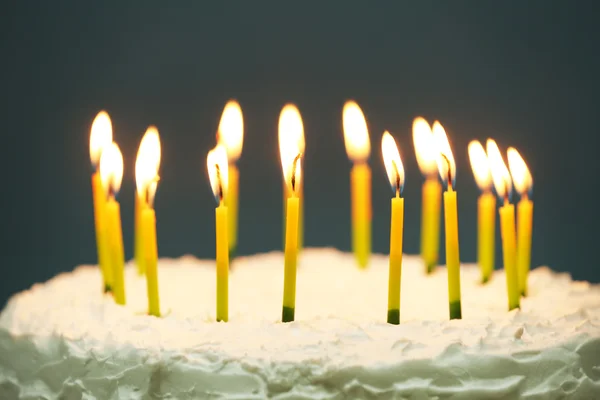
[381,132,405,325]
[351,162,372,268]
[100,142,126,305]
[432,121,462,319]
[342,101,371,268]
[106,198,126,305]
[517,197,533,295]
[282,181,304,251]
[227,163,239,257]
[413,117,441,273]
[215,202,229,322]
[142,206,160,316]
[488,139,519,310]
[278,104,304,322]
[420,178,441,273]
[478,192,496,282]
[134,127,161,275]
[91,172,112,291]
[134,192,146,275]
[283,194,299,322]
[508,147,534,296]
[499,202,519,310]
[207,145,230,322]
[468,140,495,283]
[217,100,244,259]
[89,111,113,292]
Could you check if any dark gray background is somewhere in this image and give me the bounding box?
[1,2,598,307]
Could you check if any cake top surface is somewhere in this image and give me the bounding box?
[2,249,600,399]
[1,248,599,363]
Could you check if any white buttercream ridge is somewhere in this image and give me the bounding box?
[1,248,599,399]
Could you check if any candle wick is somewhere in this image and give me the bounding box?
[215,164,224,203]
[503,181,509,205]
[290,153,302,194]
[392,160,401,197]
[441,153,453,190]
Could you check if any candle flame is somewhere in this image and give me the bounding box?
[486,139,512,201]
[217,100,244,162]
[468,140,492,191]
[207,144,229,204]
[89,111,113,169]
[412,117,438,177]
[381,131,405,196]
[135,126,161,206]
[99,142,124,197]
[342,101,370,162]
[278,104,304,195]
[507,147,533,197]
[432,121,456,188]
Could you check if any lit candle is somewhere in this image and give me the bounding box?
[487,139,519,311]
[381,131,405,325]
[89,111,113,292]
[135,127,162,316]
[468,140,496,283]
[432,121,461,319]
[342,101,371,268]
[99,142,126,305]
[134,127,162,276]
[508,147,533,296]
[412,117,442,274]
[207,145,230,322]
[278,105,304,322]
[279,106,306,252]
[217,100,244,258]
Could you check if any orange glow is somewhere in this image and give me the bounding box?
[278,104,304,194]
[342,101,370,162]
[381,131,404,195]
[412,117,437,177]
[135,126,161,206]
[468,140,492,191]
[486,139,512,200]
[89,111,113,168]
[507,147,533,196]
[99,142,123,197]
[432,121,456,188]
[217,100,244,162]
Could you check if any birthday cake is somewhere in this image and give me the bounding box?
[1,249,599,399]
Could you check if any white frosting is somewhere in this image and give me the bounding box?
[1,248,599,399]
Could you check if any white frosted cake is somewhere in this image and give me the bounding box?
[1,248,599,399]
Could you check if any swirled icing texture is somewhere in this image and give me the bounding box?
[1,248,599,399]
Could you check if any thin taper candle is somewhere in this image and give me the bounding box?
[382,131,405,325]
[488,139,520,310]
[508,147,534,296]
[433,121,462,320]
[207,145,230,322]
[216,200,229,322]
[89,111,113,292]
[413,117,441,273]
[142,205,160,316]
[134,192,146,275]
[468,140,495,283]
[343,101,372,268]
[217,100,244,259]
[282,191,299,322]
[92,172,112,291]
[500,200,519,310]
[99,142,126,305]
[420,177,441,273]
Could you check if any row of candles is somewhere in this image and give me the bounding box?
[89,100,533,324]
